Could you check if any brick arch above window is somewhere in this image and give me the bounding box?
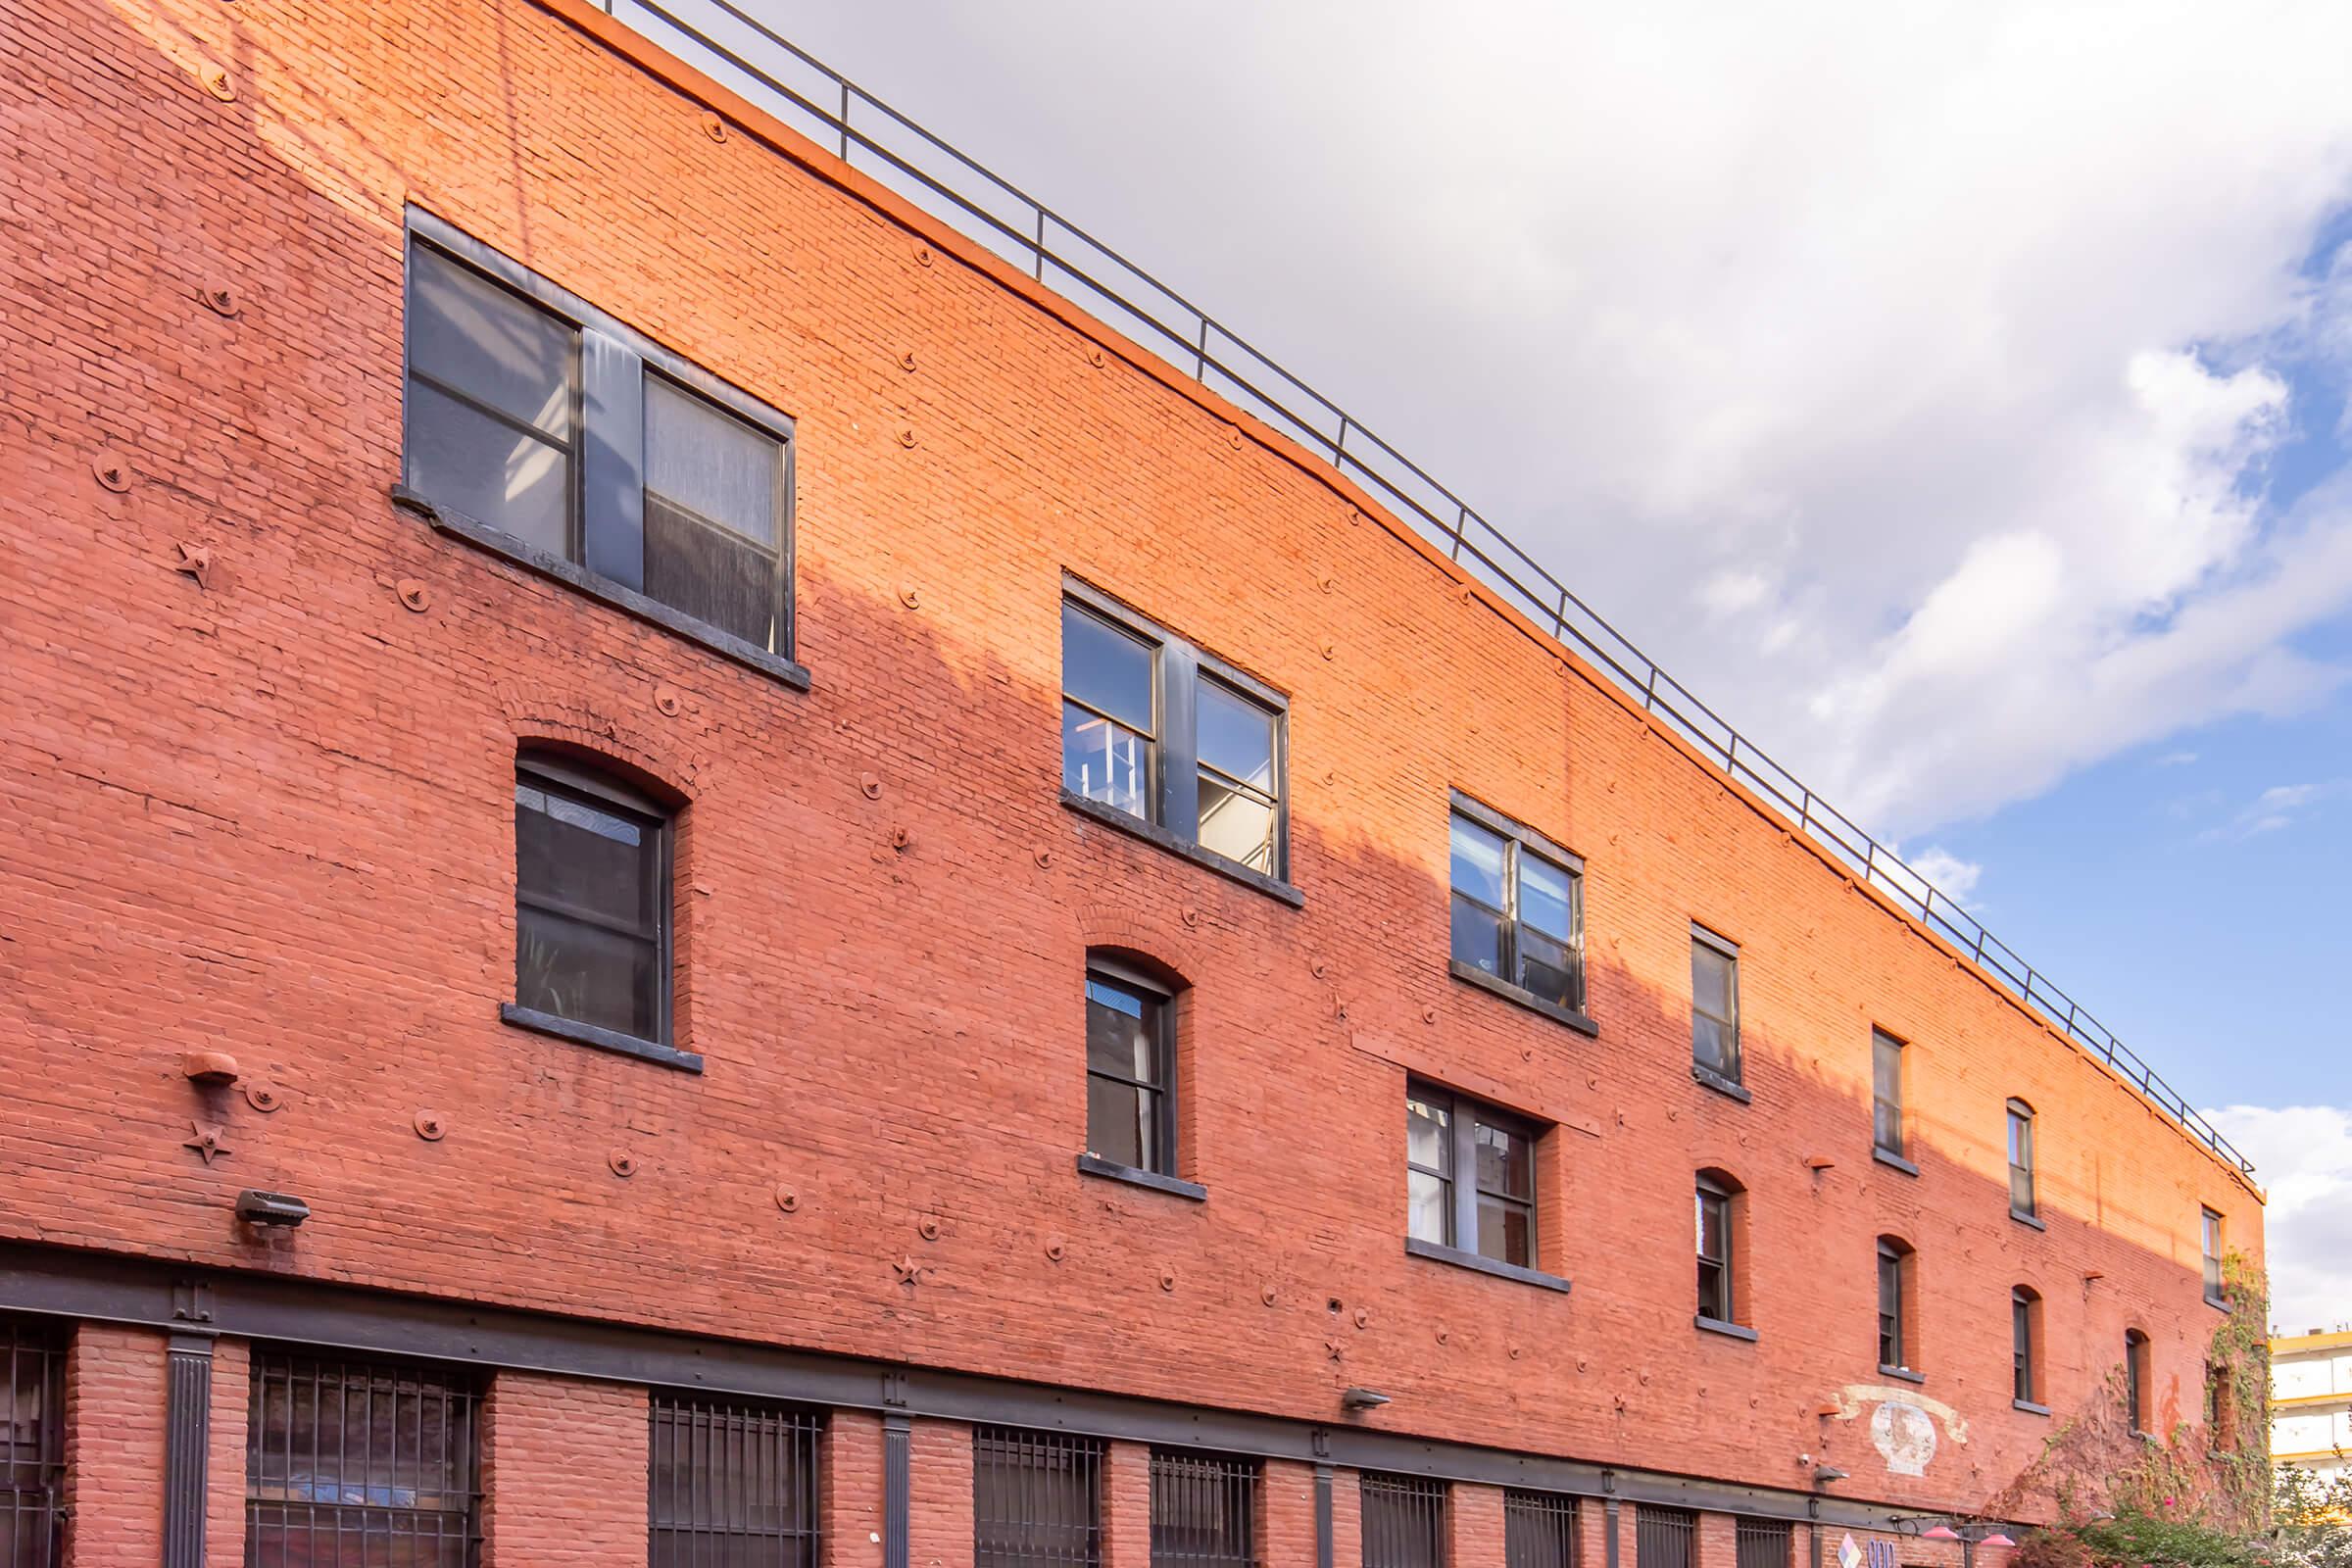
[498,691,710,805]
[1068,905,1201,987]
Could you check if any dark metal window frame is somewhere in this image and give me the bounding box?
[1360,1472,1447,1568]
[648,1389,821,1568]
[2007,1100,2037,1220]
[1876,1238,1913,1375]
[1405,1079,1543,1273]
[1735,1518,1792,1568]
[245,1346,482,1568]
[1505,1489,1578,1568]
[507,751,684,1069]
[1637,1505,1696,1568]
[1,1315,66,1568]
[2125,1329,2152,1434]
[401,207,801,674]
[1690,925,1742,1089]
[1871,1030,1905,1160]
[1058,577,1293,898]
[1695,1173,1736,1327]
[1446,791,1593,1033]
[2200,1207,2226,1306]
[1083,956,1179,1181]
[2011,1288,2039,1405]
[1148,1447,1259,1568]
[974,1426,1104,1568]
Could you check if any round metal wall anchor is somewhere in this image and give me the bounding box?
[913,244,934,268]
[1179,906,1200,929]
[1421,1006,1438,1024]
[1319,641,1336,661]
[1435,1328,1449,1346]
[916,1217,941,1242]
[608,1150,637,1178]
[896,428,917,449]
[1032,849,1054,869]
[775,1185,800,1213]
[699,110,727,142]
[1225,424,1244,451]
[395,579,430,612]
[413,1110,446,1142]
[1352,1307,1370,1329]
[92,455,132,492]
[1087,348,1105,368]
[653,686,684,717]
[898,351,917,373]
[1259,1285,1276,1306]
[242,1084,281,1113]
[201,66,235,101]
[890,826,914,853]
[1158,1271,1176,1293]
[897,584,920,609]
[197,284,239,318]
[1319,575,1337,594]
[1046,1241,1066,1263]
[859,773,883,801]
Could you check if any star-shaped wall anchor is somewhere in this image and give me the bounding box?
[891,1255,926,1288]
[183,1120,231,1164]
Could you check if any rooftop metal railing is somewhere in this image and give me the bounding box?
[600,0,2254,1178]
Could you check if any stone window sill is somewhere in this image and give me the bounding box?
[1691,1063,1752,1104]
[1403,1238,1570,1294]
[2014,1399,2051,1417]
[501,1003,704,1073]
[1695,1315,1758,1343]
[1075,1152,1206,1201]
[1878,1364,1926,1385]
[1058,790,1304,908]
[2010,1207,2047,1232]
[1447,960,1599,1037]
[1873,1148,1919,1177]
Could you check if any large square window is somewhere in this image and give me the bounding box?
[1447,795,1587,1021]
[1405,1082,1538,1269]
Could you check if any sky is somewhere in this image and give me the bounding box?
[656,1,2352,1329]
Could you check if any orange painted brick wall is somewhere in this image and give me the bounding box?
[0,0,2257,1529]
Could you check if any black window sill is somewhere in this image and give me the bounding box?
[501,1003,705,1073]
[1403,1237,1570,1294]
[2013,1399,2051,1417]
[1057,789,1304,908]
[1691,1063,1752,1104]
[1873,1148,1919,1178]
[1878,1364,1926,1385]
[1075,1152,1206,1202]
[2010,1207,2046,1232]
[1446,960,1600,1037]
[2204,1294,2230,1313]
[393,486,813,694]
[1694,1315,1758,1343]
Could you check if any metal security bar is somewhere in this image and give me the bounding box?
[1504,1490,1579,1568]
[649,1393,821,1568]
[1150,1449,1259,1568]
[2,1318,66,1568]
[1636,1507,1695,1568]
[1359,1473,1446,1568]
[1737,1518,1793,1568]
[245,1349,480,1568]
[592,0,2252,1180]
[974,1427,1103,1568]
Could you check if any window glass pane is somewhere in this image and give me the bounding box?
[1062,603,1155,729]
[646,376,781,546]
[2009,1111,2032,1168]
[410,246,574,435]
[1875,1033,1901,1105]
[1696,1191,1725,1261]
[646,497,782,651]
[515,905,658,1039]
[1691,1014,1733,1075]
[1516,926,1576,1007]
[1691,943,1734,1019]
[1448,814,1508,907]
[1474,1118,1530,1200]
[405,378,570,556]
[1449,897,1504,977]
[1874,1099,1904,1155]
[1475,1195,1530,1266]
[1062,705,1150,819]
[516,782,650,930]
[1084,979,1155,1082]
[1698,1257,1726,1321]
[1405,1095,1450,1172]
[1518,855,1573,939]
[1086,1075,1156,1170]
[1406,1169,1449,1246]
[1197,770,1275,871]
[1196,678,1274,791]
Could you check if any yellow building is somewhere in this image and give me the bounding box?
[2274,1327,2352,1489]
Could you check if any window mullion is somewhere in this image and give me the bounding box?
[1451,1110,1479,1251]
[1159,643,1200,840]
[579,328,648,591]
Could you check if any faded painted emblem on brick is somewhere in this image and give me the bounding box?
[1871,1398,1936,1476]
[1838,1535,1862,1568]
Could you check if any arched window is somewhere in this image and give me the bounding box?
[2007,1100,2037,1219]
[2125,1329,2152,1434]
[513,752,673,1050]
[1083,952,1183,1179]
[1695,1170,1746,1328]
[1877,1237,1917,1374]
[2011,1287,2043,1405]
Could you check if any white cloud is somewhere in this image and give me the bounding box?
[2204,1105,2352,1333]
[2154,751,2201,768]
[754,0,2352,837]
[1904,848,1984,905]
[2200,778,2350,841]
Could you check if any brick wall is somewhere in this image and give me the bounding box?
[0,0,2258,1529]
[479,1371,647,1568]
[61,1325,166,1568]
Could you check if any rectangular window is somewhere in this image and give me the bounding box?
[974,1428,1102,1568]
[1359,1474,1446,1568]
[1877,1242,1910,1371]
[1504,1490,1577,1568]
[1405,1082,1538,1269]
[1871,1032,1904,1157]
[2201,1208,2225,1304]
[2126,1332,2151,1433]
[1059,585,1288,884]
[2007,1102,2036,1219]
[1695,1178,1734,1323]
[247,1349,479,1568]
[649,1394,819,1568]
[1149,1449,1258,1568]
[1637,1507,1695,1568]
[514,754,671,1047]
[1448,796,1588,1019]
[1085,962,1175,1175]
[403,215,797,662]
[1690,929,1740,1084]
[2012,1291,2038,1403]
[2,1317,66,1568]
[1736,1520,1792,1568]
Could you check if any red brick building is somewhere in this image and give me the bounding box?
[0,2,2263,1567]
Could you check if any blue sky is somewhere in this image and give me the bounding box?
[688,0,2352,1324]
